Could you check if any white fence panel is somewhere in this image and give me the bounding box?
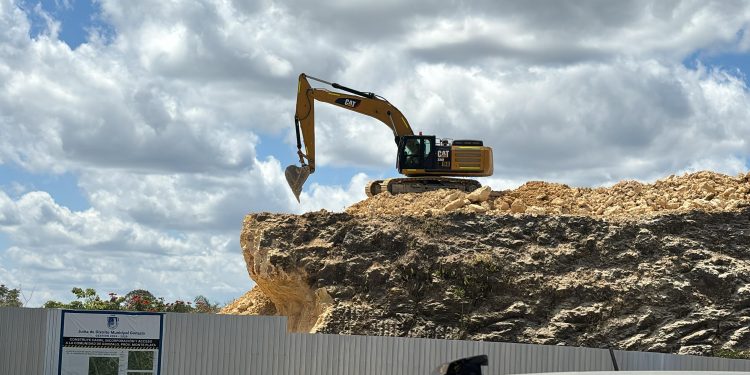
[160,312,287,375]
[0,308,49,375]
[2,307,750,374]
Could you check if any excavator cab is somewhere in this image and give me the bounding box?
[397,135,436,172]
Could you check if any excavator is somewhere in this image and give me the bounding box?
[285,73,494,201]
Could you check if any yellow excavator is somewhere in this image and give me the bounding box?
[285,73,494,201]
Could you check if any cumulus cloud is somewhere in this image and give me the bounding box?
[79,157,297,231]
[298,172,370,213]
[392,61,750,186]
[312,111,399,170]
[0,188,252,305]
[407,1,750,65]
[4,0,749,180]
[0,35,260,173]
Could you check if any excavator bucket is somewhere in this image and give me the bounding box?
[285,164,310,202]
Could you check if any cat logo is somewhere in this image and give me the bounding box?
[335,97,361,108]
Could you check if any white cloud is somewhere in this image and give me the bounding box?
[0,190,20,225]
[406,1,750,65]
[312,113,399,170]
[0,189,252,305]
[386,61,750,186]
[79,156,298,231]
[0,190,188,252]
[298,173,370,213]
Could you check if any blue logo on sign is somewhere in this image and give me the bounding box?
[107,316,119,329]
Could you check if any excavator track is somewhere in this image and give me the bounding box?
[365,177,481,197]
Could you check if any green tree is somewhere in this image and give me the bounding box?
[123,289,161,311]
[43,287,220,313]
[43,288,124,310]
[0,284,22,307]
[193,295,221,313]
[163,299,194,313]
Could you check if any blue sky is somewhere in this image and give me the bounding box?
[19,0,112,48]
[692,52,750,76]
[1,0,749,307]
[0,163,88,210]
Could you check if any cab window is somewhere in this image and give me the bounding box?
[404,138,421,156]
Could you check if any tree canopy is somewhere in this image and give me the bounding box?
[0,284,22,307]
[43,287,220,313]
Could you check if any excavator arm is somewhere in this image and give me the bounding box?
[286,73,414,200]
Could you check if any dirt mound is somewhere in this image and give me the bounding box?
[221,287,276,316]
[346,171,750,219]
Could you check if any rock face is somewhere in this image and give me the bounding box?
[224,171,750,356]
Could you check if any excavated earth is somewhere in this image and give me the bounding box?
[222,171,750,356]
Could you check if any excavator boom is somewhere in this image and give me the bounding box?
[286,73,413,200]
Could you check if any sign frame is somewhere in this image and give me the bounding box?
[57,309,164,375]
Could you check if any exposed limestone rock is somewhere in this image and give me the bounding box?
[220,287,276,316]
[510,199,527,213]
[224,206,750,355]
[222,170,750,357]
[466,186,492,203]
[444,198,466,212]
[466,204,487,213]
[497,200,511,211]
[236,215,335,332]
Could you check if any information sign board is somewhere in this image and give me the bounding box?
[58,310,163,375]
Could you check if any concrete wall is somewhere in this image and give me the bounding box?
[1,307,749,374]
